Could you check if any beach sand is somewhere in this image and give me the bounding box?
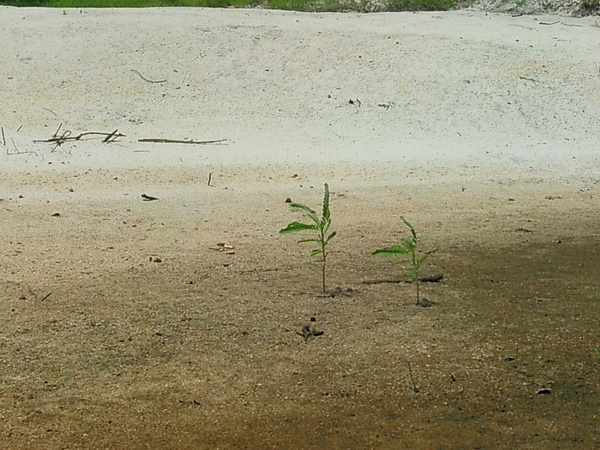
[1,7,599,448]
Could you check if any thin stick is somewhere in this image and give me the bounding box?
[138,138,227,145]
[131,69,166,84]
[43,107,58,116]
[34,130,126,144]
[408,362,420,393]
[361,274,444,285]
[518,75,537,83]
[53,123,63,138]
[207,172,213,186]
[560,21,582,27]
[40,292,52,301]
[17,125,22,132]
[1,127,5,146]
[102,129,120,143]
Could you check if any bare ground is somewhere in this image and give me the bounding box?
[1,165,598,449]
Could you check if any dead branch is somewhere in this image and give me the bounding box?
[141,193,159,201]
[362,274,444,285]
[131,69,166,84]
[53,123,63,138]
[518,75,538,83]
[560,21,582,27]
[102,129,121,143]
[43,107,58,116]
[408,362,420,393]
[34,130,126,146]
[138,138,227,145]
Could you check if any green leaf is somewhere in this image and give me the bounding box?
[401,216,418,242]
[310,249,323,257]
[289,203,316,215]
[401,237,415,252]
[292,203,321,226]
[372,246,409,256]
[326,231,337,244]
[416,255,428,269]
[290,203,320,225]
[279,221,318,234]
[322,218,331,235]
[322,183,331,221]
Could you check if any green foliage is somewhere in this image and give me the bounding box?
[373,216,429,305]
[0,0,225,6]
[580,0,599,13]
[386,0,453,11]
[280,183,336,293]
[0,0,457,11]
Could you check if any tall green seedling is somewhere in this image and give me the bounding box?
[373,216,429,306]
[280,183,336,294]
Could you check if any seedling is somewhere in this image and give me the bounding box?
[373,216,430,306]
[280,183,336,294]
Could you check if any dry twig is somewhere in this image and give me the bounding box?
[131,69,166,84]
[34,130,126,150]
[518,75,538,83]
[408,362,420,393]
[138,138,227,145]
[362,274,444,285]
[43,107,58,116]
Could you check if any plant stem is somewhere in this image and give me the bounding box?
[322,258,326,293]
[320,228,327,293]
[413,251,420,305]
[415,276,420,305]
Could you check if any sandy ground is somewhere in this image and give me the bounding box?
[1,6,599,449]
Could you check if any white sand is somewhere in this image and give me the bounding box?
[0,7,599,182]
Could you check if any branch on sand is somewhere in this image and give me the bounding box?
[138,138,227,145]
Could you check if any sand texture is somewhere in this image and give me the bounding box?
[1,7,599,449]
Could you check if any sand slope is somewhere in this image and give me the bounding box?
[1,7,599,178]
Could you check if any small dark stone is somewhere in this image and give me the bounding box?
[417,298,435,307]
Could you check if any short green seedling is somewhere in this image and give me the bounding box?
[373,216,430,306]
[280,183,336,294]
